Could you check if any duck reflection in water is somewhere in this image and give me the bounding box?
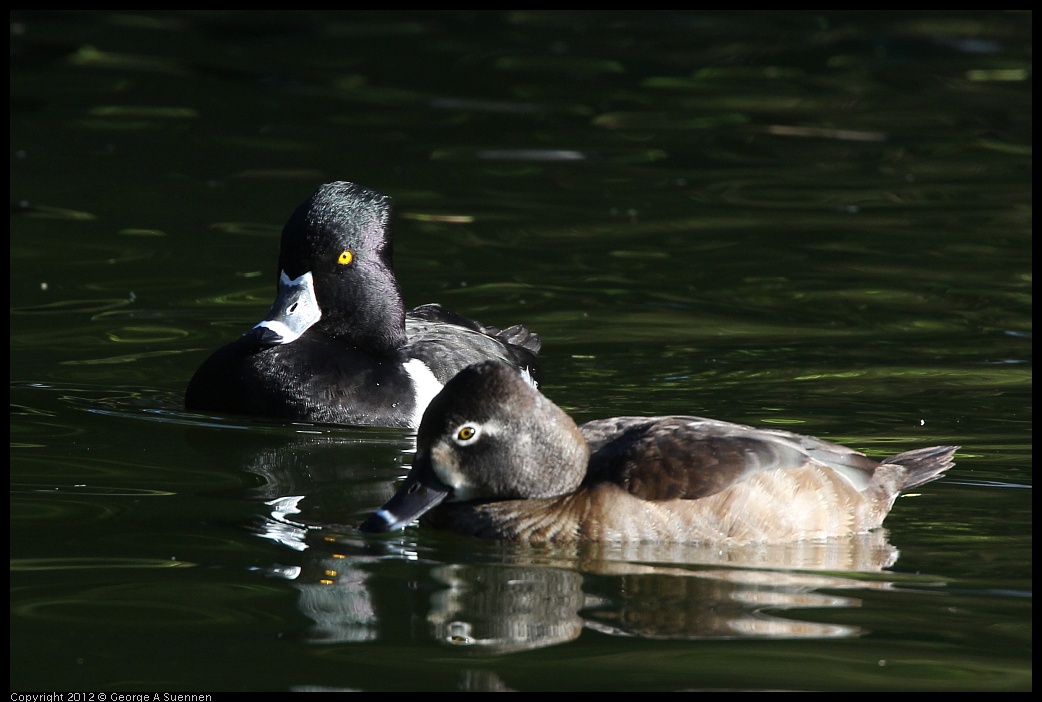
[270,529,931,655]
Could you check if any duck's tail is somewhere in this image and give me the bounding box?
[885,445,959,490]
[495,323,542,355]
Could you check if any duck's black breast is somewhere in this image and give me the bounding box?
[185,333,421,428]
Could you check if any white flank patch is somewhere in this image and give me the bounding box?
[403,358,444,427]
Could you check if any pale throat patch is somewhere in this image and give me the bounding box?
[429,442,471,500]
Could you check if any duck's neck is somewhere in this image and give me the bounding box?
[322,292,408,356]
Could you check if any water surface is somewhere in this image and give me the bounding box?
[11,11,1031,691]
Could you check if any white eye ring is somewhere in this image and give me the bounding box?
[453,423,481,446]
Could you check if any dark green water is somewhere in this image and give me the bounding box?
[11,11,1031,691]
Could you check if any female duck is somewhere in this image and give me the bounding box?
[185,182,541,428]
[361,360,957,543]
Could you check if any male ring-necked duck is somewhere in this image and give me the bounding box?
[185,182,541,428]
[361,360,957,543]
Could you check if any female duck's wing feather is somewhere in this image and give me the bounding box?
[580,416,955,502]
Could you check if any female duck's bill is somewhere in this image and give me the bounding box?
[360,360,957,544]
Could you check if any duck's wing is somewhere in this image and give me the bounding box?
[407,302,489,333]
[404,303,541,383]
[407,303,540,351]
[580,416,897,501]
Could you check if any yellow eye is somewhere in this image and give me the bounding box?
[454,424,481,445]
[338,250,354,265]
